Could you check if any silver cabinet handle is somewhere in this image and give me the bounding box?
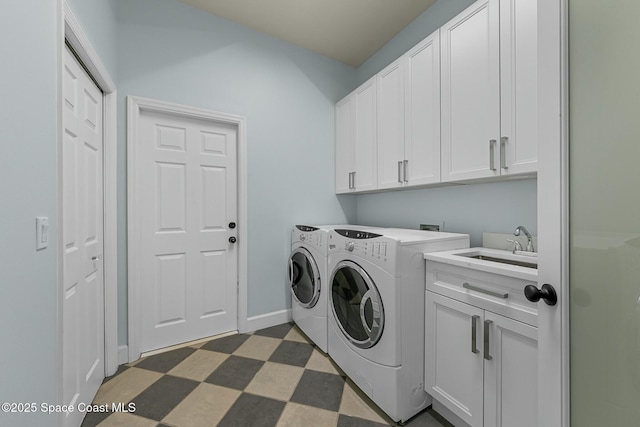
[92,256,101,261]
[471,315,480,354]
[398,161,403,183]
[463,282,508,299]
[352,171,356,189]
[403,160,408,182]
[500,136,508,169]
[489,140,497,171]
[484,319,493,360]
[348,172,354,189]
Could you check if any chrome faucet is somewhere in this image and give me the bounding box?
[514,226,535,252]
[506,239,523,253]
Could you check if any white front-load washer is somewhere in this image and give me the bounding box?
[289,225,379,353]
[327,228,470,423]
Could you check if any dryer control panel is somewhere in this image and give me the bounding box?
[335,229,382,239]
[328,230,396,268]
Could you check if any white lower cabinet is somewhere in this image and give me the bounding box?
[425,291,538,427]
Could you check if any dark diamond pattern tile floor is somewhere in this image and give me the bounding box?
[268,340,314,367]
[201,333,250,353]
[131,375,200,420]
[81,323,452,427]
[218,393,286,427]
[290,370,345,411]
[134,346,196,373]
[204,355,265,390]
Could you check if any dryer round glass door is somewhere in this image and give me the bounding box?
[330,260,384,349]
[289,247,321,308]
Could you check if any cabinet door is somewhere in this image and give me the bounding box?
[335,95,354,194]
[484,311,538,427]
[500,0,538,175]
[425,292,484,427]
[441,0,500,182]
[405,30,441,186]
[377,59,405,190]
[353,78,377,192]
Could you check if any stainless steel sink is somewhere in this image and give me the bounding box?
[465,254,537,269]
[452,248,538,270]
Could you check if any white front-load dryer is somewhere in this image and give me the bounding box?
[327,228,470,423]
[289,225,379,353]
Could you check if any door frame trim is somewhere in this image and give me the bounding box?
[537,0,569,426]
[126,96,248,362]
[57,0,119,413]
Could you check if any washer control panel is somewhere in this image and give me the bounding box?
[292,227,324,251]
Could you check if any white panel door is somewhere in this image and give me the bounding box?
[484,311,538,427]
[138,110,238,353]
[377,59,405,190]
[404,30,441,186]
[441,0,500,182]
[425,292,484,427]
[62,45,105,427]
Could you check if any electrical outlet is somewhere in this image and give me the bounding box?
[420,224,440,232]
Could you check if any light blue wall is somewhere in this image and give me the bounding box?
[65,0,118,80]
[353,0,537,246]
[0,2,58,426]
[116,0,356,340]
[356,180,537,247]
[356,0,476,85]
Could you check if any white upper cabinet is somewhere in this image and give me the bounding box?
[377,31,441,190]
[441,0,538,182]
[336,0,541,193]
[441,0,501,182]
[500,0,538,175]
[377,58,405,189]
[335,96,354,194]
[335,78,377,193]
[404,32,441,186]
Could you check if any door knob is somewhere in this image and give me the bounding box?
[229,222,236,229]
[524,284,557,306]
[229,236,237,244]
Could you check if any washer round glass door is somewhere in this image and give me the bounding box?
[289,247,321,308]
[330,260,384,349]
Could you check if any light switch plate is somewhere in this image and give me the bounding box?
[36,216,49,250]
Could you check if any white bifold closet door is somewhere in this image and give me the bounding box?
[62,44,105,427]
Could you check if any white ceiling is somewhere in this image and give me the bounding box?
[179,0,437,67]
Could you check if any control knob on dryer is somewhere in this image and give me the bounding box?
[300,234,306,241]
[346,242,355,252]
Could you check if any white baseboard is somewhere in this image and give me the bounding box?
[243,309,292,333]
[119,310,291,365]
[118,345,129,365]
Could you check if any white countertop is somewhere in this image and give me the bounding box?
[424,247,538,281]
